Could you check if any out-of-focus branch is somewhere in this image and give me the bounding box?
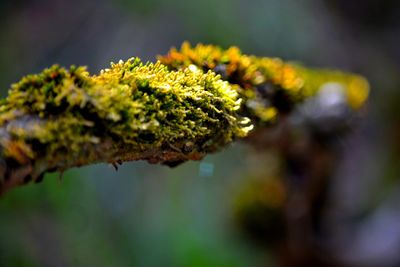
[0,43,369,194]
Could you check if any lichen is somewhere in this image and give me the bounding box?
[159,42,369,124]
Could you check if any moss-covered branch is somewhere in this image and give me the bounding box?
[0,43,369,194]
[159,42,369,123]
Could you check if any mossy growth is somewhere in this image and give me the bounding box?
[159,42,369,124]
[0,43,370,193]
[0,58,252,189]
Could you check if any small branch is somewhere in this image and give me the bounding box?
[0,43,369,194]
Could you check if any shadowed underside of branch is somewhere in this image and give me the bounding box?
[0,43,369,194]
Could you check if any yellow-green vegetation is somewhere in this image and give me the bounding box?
[0,58,251,192]
[159,42,369,123]
[0,43,369,194]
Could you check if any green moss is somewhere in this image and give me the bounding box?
[0,43,370,192]
[0,58,252,185]
[159,42,369,123]
[294,65,369,109]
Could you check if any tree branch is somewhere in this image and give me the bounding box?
[0,43,369,194]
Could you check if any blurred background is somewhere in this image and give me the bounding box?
[1,0,400,266]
